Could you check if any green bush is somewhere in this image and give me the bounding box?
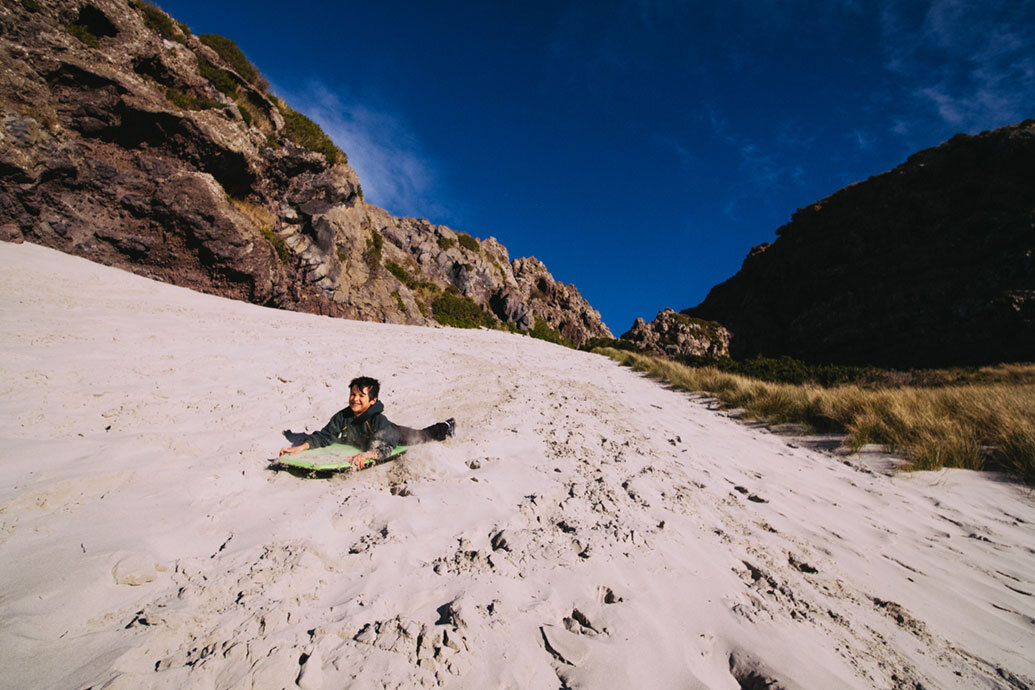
[67,24,99,47]
[133,1,185,44]
[238,103,253,126]
[386,261,411,285]
[530,319,574,348]
[278,103,340,165]
[261,227,289,264]
[365,230,383,271]
[392,290,407,315]
[265,134,281,149]
[438,236,456,250]
[432,292,497,329]
[581,337,642,353]
[164,87,218,110]
[457,233,480,252]
[199,33,267,90]
[198,59,237,97]
[176,20,191,36]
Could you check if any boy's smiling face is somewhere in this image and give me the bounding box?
[349,385,376,417]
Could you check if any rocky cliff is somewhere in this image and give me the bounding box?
[0,0,612,345]
[621,309,730,359]
[681,121,1035,368]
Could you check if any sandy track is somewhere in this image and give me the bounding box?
[1,241,1033,689]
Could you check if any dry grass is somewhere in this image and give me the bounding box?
[598,348,1035,483]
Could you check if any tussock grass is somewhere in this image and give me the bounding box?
[598,348,1035,483]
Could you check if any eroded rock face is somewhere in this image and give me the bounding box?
[621,309,730,359]
[0,0,612,345]
[686,122,1035,367]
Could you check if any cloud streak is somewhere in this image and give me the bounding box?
[881,0,1035,132]
[271,80,442,219]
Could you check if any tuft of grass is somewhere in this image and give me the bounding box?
[237,103,252,126]
[260,227,289,264]
[596,348,1035,484]
[530,318,574,348]
[198,58,237,97]
[67,23,99,47]
[457,233,480,252]
[432,292,497,329]
[365,230,383,271]
[165,87,218,110]
[199,33,267,90]
[392,290,407,316]
[132,1,186,44]
[438,236,456,251]
[277,102,340,165]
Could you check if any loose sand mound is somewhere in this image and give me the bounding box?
[1,242,1033,689]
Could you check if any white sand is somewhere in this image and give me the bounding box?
[1,240,1033,689]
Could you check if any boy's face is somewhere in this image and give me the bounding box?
[349,385,376,416]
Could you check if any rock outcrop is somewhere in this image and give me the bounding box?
[684,121,1035,367]
[621,309,730,359]
[0,0,612,345]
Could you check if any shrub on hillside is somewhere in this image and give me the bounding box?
[164,87,219,110]
[278,103,340,165]
[261,227,289,264]
[530,319,574,348]
[438,236,456,251]
[67,23,99,47]
[581,337,642,353]
[132,1,186,44]
[457,233,480,252]
[199,33,267,90]
[432,292,497,329]
[198,59,237,97]
[676,353,879,387]
[365,230,383,271]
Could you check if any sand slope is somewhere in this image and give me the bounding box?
[1,241,1033,689]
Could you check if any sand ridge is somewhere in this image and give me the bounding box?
[1,241,1033,689]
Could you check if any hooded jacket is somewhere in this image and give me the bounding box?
[303,400,400,460]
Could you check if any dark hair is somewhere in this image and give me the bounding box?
[349,376,380,399]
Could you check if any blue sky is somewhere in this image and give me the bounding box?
[159,0,1034,334]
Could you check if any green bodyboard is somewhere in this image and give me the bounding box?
[273,443,408,473]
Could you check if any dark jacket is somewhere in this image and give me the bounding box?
[304,401,400,460]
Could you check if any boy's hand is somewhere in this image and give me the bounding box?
[347,451,377,471]
[279,442,310,456]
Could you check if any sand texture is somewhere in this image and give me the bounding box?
[1,242,1033,689]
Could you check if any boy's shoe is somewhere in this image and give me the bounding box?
[445,418,456,437]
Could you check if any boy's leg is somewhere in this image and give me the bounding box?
[395,419,454,445]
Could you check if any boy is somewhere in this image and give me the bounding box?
[279,376,455,470]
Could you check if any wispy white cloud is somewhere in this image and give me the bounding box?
[271,80,444,220]
[880,0,1035,132]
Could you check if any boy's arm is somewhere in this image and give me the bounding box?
[304,408,349,449]
[278,408,348,456]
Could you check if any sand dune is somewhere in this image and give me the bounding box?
[1,241,1033,689]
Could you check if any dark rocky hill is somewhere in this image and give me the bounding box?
[0,0,611,345]
[681,121,1035,367]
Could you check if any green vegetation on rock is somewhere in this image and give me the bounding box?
[67,23,99,47]
[457,233,480,252]
[132,1,186,44]
[437,236,456,251]
[198,59,237,97]
[164,87,218,111]
[199,33,267,90]
[277,102,340,165]
[530,319,574,348]
[392,290,407,316]
[365,230,383,271]
[432,292,497,329]
[261,227,289,264]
